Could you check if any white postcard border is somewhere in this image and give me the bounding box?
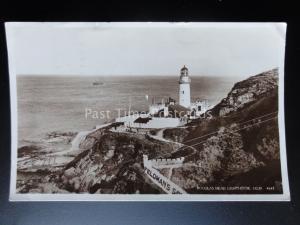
[6,22,290,201]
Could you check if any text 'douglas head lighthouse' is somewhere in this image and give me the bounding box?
[179,65,191,108]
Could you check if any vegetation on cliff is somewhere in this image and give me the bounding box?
[167,68,282,193]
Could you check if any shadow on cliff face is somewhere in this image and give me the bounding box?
[59,132,172,194]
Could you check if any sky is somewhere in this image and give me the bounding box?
[6,22,286,77]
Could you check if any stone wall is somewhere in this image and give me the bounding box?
[143,155,184,169]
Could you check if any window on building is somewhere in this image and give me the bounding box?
[198,105,201,111]
[182,91,184,94]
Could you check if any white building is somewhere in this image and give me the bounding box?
[190,99,210,118]
[115,66,211,129]
[179,65,191,108]
[116,113,187,129]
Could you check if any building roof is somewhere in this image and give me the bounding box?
[168,104,190,118]
[134,117,152,124]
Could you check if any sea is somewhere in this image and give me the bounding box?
[17,75,241,147]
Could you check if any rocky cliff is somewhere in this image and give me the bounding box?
[168,68,281,193]
[17,68,282,194]
[58,131,177,193]
[212,68,278,117]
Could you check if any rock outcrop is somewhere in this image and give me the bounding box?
[58,132,172,193]
[213,68,278,117]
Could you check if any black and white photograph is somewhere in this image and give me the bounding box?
[6,22,289,201]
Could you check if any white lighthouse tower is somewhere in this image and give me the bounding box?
[179,65,191,108]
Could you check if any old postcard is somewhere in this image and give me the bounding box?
[6,22,290,201]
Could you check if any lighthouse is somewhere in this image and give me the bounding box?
[179,65,191,108]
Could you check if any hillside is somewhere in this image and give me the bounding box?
[166,68,282,193]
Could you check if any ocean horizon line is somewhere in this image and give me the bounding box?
[17,74,244,78]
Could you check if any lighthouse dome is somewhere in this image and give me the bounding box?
[179,65,190,84]
[181,65,188,72]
